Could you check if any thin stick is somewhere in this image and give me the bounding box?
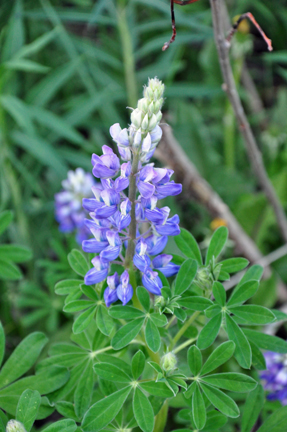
[226,12,273,52]
[162,0,201,51]
[209,0,287,244]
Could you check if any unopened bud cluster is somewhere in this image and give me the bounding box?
[6,421,27,432]
[161,352,177,372]
[130,77,165,162]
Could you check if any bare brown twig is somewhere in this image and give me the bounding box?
[209,0,287,244]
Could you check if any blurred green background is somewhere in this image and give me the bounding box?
[1,0,287,337]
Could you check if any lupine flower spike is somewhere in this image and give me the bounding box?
[82,78,182,307]
[55,168,95,243]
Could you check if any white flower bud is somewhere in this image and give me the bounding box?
[142,133,152,153]
[137,98,148,112]
[156,111,162,123]
[148,114,158,131]
[133,128,142,148]
[6,421,27,432]
[161,352,177,372]
[141,113,149,131]
[154,100,162,113]
[148,102,155,116]
[131,109,143,128]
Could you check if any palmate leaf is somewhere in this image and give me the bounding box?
[55,280,82,296]
[133,387,154,432]
[139,381,173,398]
[177,296,213,311]
[241,385,264,432]
[256,405,287,432]
[42,419,77,432]
[96,354,132,377]
[55,401,79,421]
[212,282,226,306]
[137,286,150,312]
[82,387,132,432]
[72,307,97,334]
[227,280,259,306]
[229,305,275,325]
[96,305,114,336]
[243,329,287,353]
[68,250,89,277]
[220,258,249,273]
[249,341,267,370]
[109,305,145,320]
[145,319,161,353]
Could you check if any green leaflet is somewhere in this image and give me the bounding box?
[201,372,257,392]
[243,329,287,353]
[220,258,249,273]
[68,249,89,277]
[212,282,226,306]
[137,286,150,312]
[256,405,287,432]
[229,305,275,325]
[94,362,131,383]
[132,350,145,380]
[192,384,206,430]
[174,259,198,296]
[16,390,41,431]
[200,383,239,418]
[112,318,145,350]
[241,385,264,432]
[74,360,94,419]
[145,318,161,353]
[82,387,132,432]
[175,228,202,264]
[227,280,259,306]
[225,315,251,369]
[42,419,77,432]
[0,211,13,236]
[200,341,235,375]
[187,345,202,376]
[108,305,145,320]
[96,304,114,336]
[133,387,154,432]
[205,226,228,264]
[197,314,222,349]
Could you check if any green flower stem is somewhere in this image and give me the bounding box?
[173,337,197,354]
[171,311,201,348]
[117,1,138,108]
[125,151,140,269]
[165,315,176,330]
[153,400,168,432]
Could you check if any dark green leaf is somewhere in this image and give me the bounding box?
[96,354,132,377]
[205,227,228,264]
[227,280,259,306]
[133,387,154,432]
[175,228,202,264]
[212,282,226,306]
[201,341,235,375]
[16,389,41,431]
[68,249,89,277]
[174,308,187,322]
[55,280,82,295]
[205,305,221,318]
[132,351,145,380]
[0,323,5,368]
[200,383,239,418]
[220,258,249,273]
[72,307,96,334]
[256,405,287,432]
[74,361,94,419]
[42,419,77,432]
[96,304,114,336]
[241,385,264,432]
[203,410,227,431]
[192,384,206,430]
[0,245,32,263]
[112,318,145,350]
[139,381,173,398]
[250,341,266,370]
[0,211,13,236]
[197,314,222,350]
[150,313,167,327]
[187,345,202,376]
[94,362,131,383]
[225,315,251,369]
[108,306,145,320]
[55,402,78,421]
[137,286,150,312]
[202,372,257,392]
[145,319,161,353]
[0,260,22,280]
[0,332,48,388]
[243,330,287,353]
[230,305,275,324]
[178,296,213,311]
[237,265,263,287]
[64,300,95,313]
[80,284,99,301]
[82,387,131,432]
[174,259,198,296]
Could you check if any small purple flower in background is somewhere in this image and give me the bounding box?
[260,351,287,405]
[82,78,182,307]
[55,168,95,243]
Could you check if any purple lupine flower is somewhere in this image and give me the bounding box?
[55,168,95,243]
[117,270,133,305]
[260,351,287,405]
[104,273,120,307]
[81,78,182,307]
